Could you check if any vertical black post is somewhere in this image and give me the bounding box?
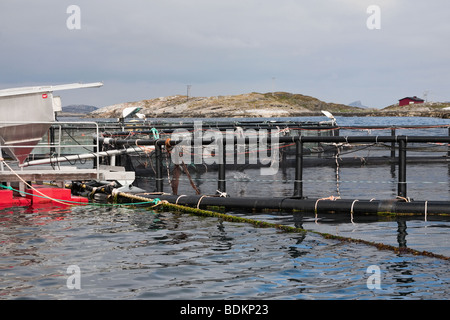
[218,139,226,194]
[93,137,97,169]
[448,127,450,157]
[317,129,322,158]
[391,128,396,158]
[155,141,163,192]
[49,127,55,155]
[293,138,303,198]
[398,137,407,198]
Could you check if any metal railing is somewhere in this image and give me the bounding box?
[0,121,100,178]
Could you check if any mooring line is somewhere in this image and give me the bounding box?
[115,191,450,261]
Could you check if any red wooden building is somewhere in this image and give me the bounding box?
[398,96,425,106]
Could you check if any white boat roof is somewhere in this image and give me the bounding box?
[0,82,103,97]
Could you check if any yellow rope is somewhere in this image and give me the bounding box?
[112,190,167,209]
[112,190,450,261]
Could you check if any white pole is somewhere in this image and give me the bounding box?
[20,147,153,167]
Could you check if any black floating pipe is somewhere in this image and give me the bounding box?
[97,135,450,146]
[133,194,450,215]
[393,201,450,214]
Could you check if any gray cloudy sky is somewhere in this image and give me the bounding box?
[1,0,449,109]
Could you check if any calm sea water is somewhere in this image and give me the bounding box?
[1,116,449,301]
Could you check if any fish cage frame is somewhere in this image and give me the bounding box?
[94,129,450,215]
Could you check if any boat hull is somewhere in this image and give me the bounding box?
[0,123,51,164]
[0,91,55,164]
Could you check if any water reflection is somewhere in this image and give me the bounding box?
[397,220,408,248]
[293,212,450,256]
[287,232,308,258]
[1,203,449,299]
[211,221,233,251]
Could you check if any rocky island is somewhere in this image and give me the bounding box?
[82,91,450,119]
[87,92,365,119]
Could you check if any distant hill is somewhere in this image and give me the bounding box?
[89,92,365,119]
[348,100,370,109]
[62,104,98,114]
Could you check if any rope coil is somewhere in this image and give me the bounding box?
[175,194,187,204]
[196,195,209,209]
[314,195,340,224]
[350,199,359,225]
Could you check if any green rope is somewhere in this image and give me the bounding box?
[151,128,160,139]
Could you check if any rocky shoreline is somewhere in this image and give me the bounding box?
[315,110,450,119]
[62,110,450,119]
